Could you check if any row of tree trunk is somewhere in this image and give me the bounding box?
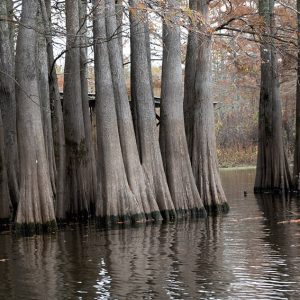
[0,0,230,233]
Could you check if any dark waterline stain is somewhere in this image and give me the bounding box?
[0,169,300,299]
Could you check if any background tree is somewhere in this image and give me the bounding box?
[63,0,91,219]
[42,0,67,220]
[184,0,199,153]
[37,5,56,198]
[0,0,19,210]
[294,0,300,189]
[79,0,97,213]
[0,110,11,226]
[254,0,292,193]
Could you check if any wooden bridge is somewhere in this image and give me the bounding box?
[60,92,218,124]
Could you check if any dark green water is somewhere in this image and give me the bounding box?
[0,169,300,299]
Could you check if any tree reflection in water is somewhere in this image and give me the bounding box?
[1,169,300,299]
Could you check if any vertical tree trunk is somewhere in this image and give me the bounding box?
[159,0,206,217]
[184,0,198,155]
[37,6,57,197]
[79,0,97,214]
[187,0,229,213]
[15,0,56,234]
[0,0,19,211]
[129,0,175,219]
[93,0,145,223]
[0,109,11,227]
[105,0,162,220]
[6,0,15,63]
[42,0,67,220]
[63,0,89,219]
[254,0,292,192]
[115,0,123,60]
[294,0,300,189]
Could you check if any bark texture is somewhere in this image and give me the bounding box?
[129,0,175,219]
[43,0,66,220]
[63,0,90,219]
[0,0,19,210]
[115,0,123,60]
[37,7,56,197]
[79,0,97,214]
[159,0,206,217]
[0,109,11,225]
[185,0,229,213]
[294,0,300,189]
[93,0,144,223]
[184,0,198,154]
[254,0,292,192]
[105,0,161,220]
[15,0,56,234]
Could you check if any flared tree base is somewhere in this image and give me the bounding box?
[14,220,57,236]
[145,210,163,222]
[160,209,177,221]
[0,218,10,232]
[205,202,230,216]
[173,207,207,219]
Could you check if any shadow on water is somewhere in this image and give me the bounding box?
[0,169,300,299]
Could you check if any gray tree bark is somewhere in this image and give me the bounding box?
[79,0,97,214]
[93,0,145,223]
[185,0,229,213]
[159,0,206,217]
[37,5,57,198]
[294,0,300,189]
[254,0,292,192]
[6,0,14,49]
[129,0,175,219]
[63,0,90,218]
[42,0,67,220]
[0,0,19,210]
[115,0,123,60]
[15,0,56,234]
[0,109,11,226]
[183,0,198,155]
[105,0,162,220]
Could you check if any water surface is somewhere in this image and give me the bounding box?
[1,169,300,299]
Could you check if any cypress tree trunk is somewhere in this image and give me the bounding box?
[63,0,90,219]
[0,109,11,227]
[6,0,14,53]
[0,0,19,211]
[254,0,292,192]
[42,0,67,220]
[129,0,175,219]
[115,0,123,60]
[186,0,229,213]
[15,0,56,234]
[184,0,198,155]
[37,6,57,197]
[79,0,97,214]
[105,0,161,220]
[93,0,145,223]
[159,0,206,217]
[294,0,300,189]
